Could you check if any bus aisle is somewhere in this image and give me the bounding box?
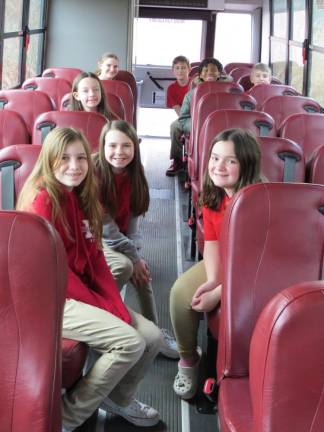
[99,129,218,431]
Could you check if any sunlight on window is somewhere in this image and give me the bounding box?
[133,18,202,66]
[214,13,252,65]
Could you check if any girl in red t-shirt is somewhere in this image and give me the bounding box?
[170,128,262,400]
[17,127,161,431]
[93,120,179,359]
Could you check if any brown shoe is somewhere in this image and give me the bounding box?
[166,159,183,176]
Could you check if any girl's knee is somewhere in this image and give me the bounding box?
[119,325,146,363]
[142,320,163,354]
[110,257,133,288]
[170,278,190,307]
[122,258,133,282]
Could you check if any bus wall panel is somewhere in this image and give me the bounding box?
[46,0,133,72]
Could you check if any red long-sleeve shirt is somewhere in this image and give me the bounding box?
[31,188,131,324]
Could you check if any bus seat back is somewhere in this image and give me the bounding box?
[22,77,71,110]
[262,94,321,131]
[60,91,125,121]
[0,210,67,432]
[307,144,324,185]
[0,90,53,137]
[229,66,254,82]
[224,62,254,74]
[42,66,82,84]
[189,93,257,180]
[33,110,108,151]
[0,144,41,210]
[249,281,324,432]
[258,136,305,182]
[0,110,30,148]
[100,79,134,125]
[281,112,324,163]
[248,83,299,110]
[217,182,324,380]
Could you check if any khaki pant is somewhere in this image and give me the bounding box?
[170,260,206,358]
[62,299,162,429]
[170,119,184,160]
[103,245,159,324]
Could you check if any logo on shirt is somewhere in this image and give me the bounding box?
[82,220,94,240]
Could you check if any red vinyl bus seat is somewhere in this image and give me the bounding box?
[189,65,199,77]
[0,90,53,138]
[307,144,324,184]
[0,145,41,209]
[0,210,67,432]
[188,92,256,182]
[115,69,137,127]
[238,74,282,91]
[60,91,125,121]
[100,79,134,124]
[193,109,275,255]
[0,145,88,391]
[185,81,245,187]
[280,112,324,163]
[261,94,321,132]
[248,281,324,432]
[42,66,82,84]
[216,182,324,431]
[224,62,254,74]
[22,77,71,110]
[229,66,254,82]
[33,111,108,151]
[247,83,299,110]
[196,135,305,256]
[193,109,275,209]
[0,110,30,148]
[258,136,305,182]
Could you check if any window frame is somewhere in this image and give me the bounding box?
[0,0,48,89]
[269,0,324,97]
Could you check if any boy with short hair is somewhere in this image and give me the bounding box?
[250,63,271,86]
[167,55,191,115]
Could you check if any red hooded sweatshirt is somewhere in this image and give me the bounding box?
[31,188,131,324]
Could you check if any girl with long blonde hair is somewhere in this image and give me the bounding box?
[17,126,161,432]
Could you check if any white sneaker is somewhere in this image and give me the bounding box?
[62,427,73,432]
[101,397,160,427]
[160,328,179,359]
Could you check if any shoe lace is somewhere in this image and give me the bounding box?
[161,328,175,343]
[130,399,151,415]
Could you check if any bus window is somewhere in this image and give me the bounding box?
[4,0,23,32]
[2,38,21,89]
[28,0,45,29]
[26,34,44,79]
[309,51,324,105]
[288,0,306,93]
[2,0,23,88]
[214,13,252,65]
[271,0,288,82]
[1,0,47,89]
[133,18,202,66]
[309,1,324,105]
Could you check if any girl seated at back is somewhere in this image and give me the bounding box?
[170,128,262,399]
[70,71,117,121]
[93,120,179,359]
[97,52,120,80]
[17,127,162,431]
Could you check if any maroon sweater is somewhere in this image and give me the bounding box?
[31,188,131,323]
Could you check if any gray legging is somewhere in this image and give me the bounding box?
[170,260,206,358]
[103,244,159,324]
